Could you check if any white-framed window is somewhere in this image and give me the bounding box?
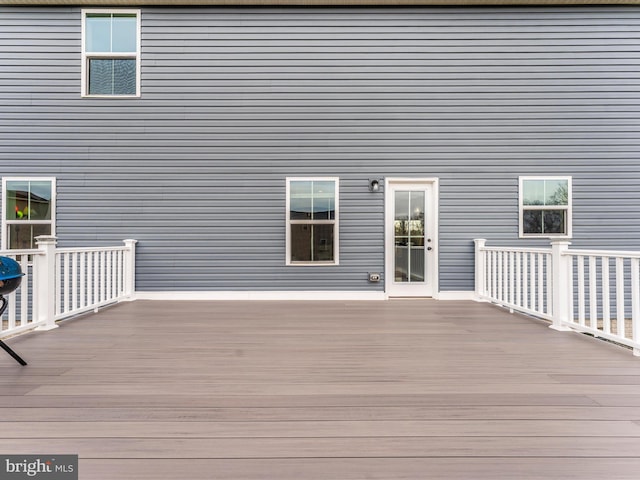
[2,178,56,250]
[81,9,141,97]
[519,176,572,238]
[286,177,339,265]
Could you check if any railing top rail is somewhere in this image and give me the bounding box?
[56,246,129,254]
[0,249,44,256]
[480,246,552,255]
[563,249,640,259]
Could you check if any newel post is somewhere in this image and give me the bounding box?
[34,235,58,331]
[550,239,573,331]
[474,239,487,300]
[123,239,137,299]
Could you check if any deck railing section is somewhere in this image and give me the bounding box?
[564,249,640,355]
[0,250,43,338]
[475,239,640,356]
[55,244,134,320]
[476,244,553,321]
[0,236,136,339]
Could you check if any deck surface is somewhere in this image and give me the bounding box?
[2,299,640,479]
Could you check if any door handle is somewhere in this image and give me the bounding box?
[427,247,433,251]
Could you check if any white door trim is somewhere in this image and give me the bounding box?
[384,177,439,298]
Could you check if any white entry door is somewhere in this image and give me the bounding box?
[385,180,438,297]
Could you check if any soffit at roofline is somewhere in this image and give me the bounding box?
[1,0,639,5]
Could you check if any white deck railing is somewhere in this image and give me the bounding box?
[0,236,136,339]
[477,245,553,321]
[475,239,640,356]
[564,249,640,354]
[0,250,43,337]
[55,244,135,320]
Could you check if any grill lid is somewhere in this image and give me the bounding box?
[0,256,25,281]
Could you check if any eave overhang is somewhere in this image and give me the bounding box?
[1,0,639,5]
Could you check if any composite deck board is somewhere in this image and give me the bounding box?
[1,299,640,479]
[4,405,640,422]
[78,458,640,480]
[4,419,640,437]
[3,436,640,458]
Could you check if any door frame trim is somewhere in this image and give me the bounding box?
[384,177,439,298]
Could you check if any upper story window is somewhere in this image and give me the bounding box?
[82,10,140,97]
[519,177,572,238]
[286,178,339,265]
[2,178,56,250]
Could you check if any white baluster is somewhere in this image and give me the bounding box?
[631,258,640,356]
[616,257,625,338]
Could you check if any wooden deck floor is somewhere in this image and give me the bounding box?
[2,299,640,479]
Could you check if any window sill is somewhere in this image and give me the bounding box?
[81,94,140,99]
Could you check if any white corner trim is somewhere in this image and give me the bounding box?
[134,290,387,301]
[434,290,478,301]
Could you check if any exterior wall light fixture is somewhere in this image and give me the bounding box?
[369,179,382,192]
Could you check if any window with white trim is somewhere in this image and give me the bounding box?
[2,178,56,250]
[82,9,140,97]
[286,178,339,265]
[519,177,571,238]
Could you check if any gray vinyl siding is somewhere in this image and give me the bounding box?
[1,6,640,292]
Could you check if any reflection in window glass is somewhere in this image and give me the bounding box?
[394,190,426,283]
[289,180,335,221]
[290,224,334,262]
[522,179,568,206]
[9,224,51,250]
[6,180,52,221]
[523,210,567,235]
[290,181,313,220]
[313,181,335,220]
[287,178,338,264]
[543,210,566,234]
[3,179,55,250]
[520,177,571,237]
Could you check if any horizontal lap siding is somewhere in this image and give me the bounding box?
[1,7,640,291]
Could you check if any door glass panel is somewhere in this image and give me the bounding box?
[395,240,409,282]
[410,191,424,235]
[394,192,410,218]
[410,247,425,282]
[394,190,426,283]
